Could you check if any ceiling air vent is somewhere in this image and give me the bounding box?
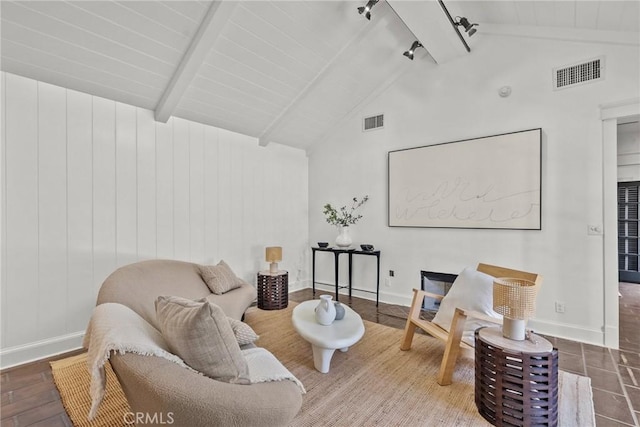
[363,114,384,132]
[553,57,604,90]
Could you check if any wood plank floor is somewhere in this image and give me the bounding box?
[1,350,84,427]
[1,284,638,426]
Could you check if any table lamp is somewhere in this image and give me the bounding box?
[265,246,282,274]
[493,277,540,340]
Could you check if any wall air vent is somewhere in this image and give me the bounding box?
[553,57,604,90]
[363,114,384,131]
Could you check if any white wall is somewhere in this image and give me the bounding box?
[618,121,640,182]
[0,72,309,368]
[309,35,639,345]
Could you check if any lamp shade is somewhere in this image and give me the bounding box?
[265,247,282,263]
[265,247,282,274]
[493,277,539,320]
[493,277,539,340]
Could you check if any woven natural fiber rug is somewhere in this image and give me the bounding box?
[243,304,595,427]
[50,302,595,427]
[50,353,130,427]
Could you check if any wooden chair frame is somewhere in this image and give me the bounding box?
[400,263,542,386]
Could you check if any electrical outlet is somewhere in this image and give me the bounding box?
[555,301,565,313]
[384,277,392,287]
[389,270,395,277]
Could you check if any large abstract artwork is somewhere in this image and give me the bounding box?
[388,128,542,229]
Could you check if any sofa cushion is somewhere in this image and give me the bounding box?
[228,318,259,346]
[199,261,245,295]
[155,296,250,384]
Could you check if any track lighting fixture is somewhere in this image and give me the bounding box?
[403,41,423,60]
[357,0,378,20]
[453,16,478,36]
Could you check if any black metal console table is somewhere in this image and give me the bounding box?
[311,246,381,306]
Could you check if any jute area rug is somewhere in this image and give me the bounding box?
[243,303,595,427]
[50,302,595,427]
[50,353,130,427]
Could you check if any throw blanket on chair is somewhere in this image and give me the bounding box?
[83,303,192,420]
[84,303,305,421]
[242,347,306,393]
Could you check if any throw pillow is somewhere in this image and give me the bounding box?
[155,296,250,384]
[432,267,502,346]
[228,317,259,346]
[198,260,244,295]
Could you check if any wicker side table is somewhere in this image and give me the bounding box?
[475,327,559,427]
[257,270,288,310]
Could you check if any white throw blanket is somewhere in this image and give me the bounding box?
[84,303,305,420]
[83,303,192,420]
[242,347,306,393]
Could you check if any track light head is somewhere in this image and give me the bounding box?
[403,41,423,60]
[454,16,478,36]
[357,0,378,20]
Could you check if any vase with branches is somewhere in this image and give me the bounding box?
[323,196,369,247]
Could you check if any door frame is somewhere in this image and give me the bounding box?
[601,98,640,348]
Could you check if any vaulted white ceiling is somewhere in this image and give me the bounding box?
[2,1,638,151]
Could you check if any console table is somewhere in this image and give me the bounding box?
[311,247,381,306]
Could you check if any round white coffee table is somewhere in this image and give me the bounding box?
[292,300,365,373]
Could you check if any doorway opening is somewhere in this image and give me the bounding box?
[602,102,638,349]
[611,112,640,351]
[618,181,640,284]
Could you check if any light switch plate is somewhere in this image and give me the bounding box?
[587,225,603,235]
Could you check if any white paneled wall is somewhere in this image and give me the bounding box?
[0,72,309,368]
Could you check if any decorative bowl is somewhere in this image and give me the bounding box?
[360,244,374,251]
[318,242,329,248]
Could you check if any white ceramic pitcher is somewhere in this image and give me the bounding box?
[314,295,336,325]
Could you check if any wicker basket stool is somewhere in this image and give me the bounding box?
[475,327,559,427]
[257,270,288,310]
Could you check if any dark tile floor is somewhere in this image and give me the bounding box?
[291,282,640,427]
[1,284,638,426]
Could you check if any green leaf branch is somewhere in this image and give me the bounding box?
[323,195,369,227]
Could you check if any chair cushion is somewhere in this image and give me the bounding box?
[155,296,250,384]
[432,267,502,346]
[198,260,245,295]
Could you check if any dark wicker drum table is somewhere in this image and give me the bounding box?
[475,327,559,427]
[257,270,288,310]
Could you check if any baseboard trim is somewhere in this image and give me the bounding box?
[288,279,309,293]
[526,319,605,347]
[0,331,84,370]
[603,325,619,349]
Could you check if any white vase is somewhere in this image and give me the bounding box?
[314,295,336,325]
[335,226,352,247]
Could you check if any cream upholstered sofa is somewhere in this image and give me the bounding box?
[96,259,302,427]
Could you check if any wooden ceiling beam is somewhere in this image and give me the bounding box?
[387,0,469,65]
[478,23,639,46]
[154,1,237,123]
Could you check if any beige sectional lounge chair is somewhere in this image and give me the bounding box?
[95,259,302,427]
